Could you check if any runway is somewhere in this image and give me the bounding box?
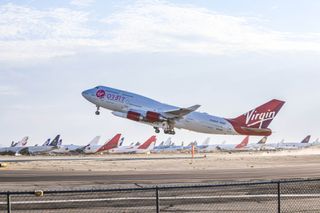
[1,151,320,191]
[1,165,320,189]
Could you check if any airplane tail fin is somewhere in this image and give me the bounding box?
[235,136,249,149]
[42,139,51,146]
[97,134,121,152]
[301,135,311,143]
[49,135,60,146]
[137,136,157,150]
[119,137,125,146]
[15,136,29,147]
[58,139,63,146]
[202,137,210,146]
[230,99,285,129]
[88,136,100,146]
[257,136,268,144]
[163,137,171,146]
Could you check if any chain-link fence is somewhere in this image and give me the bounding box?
[1,178,320,212]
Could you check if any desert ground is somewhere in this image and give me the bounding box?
[1,147,320,191]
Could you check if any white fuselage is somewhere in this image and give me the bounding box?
[82,86,236,135]
[109,144,154,154]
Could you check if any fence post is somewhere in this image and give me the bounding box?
[156,186,160,213]
[6,192,11,213]
[277,182,281,213]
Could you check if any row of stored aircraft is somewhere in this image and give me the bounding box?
[0,134,157,156]
[1,134,318,156]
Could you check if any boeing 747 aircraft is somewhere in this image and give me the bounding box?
[82,86,285,136]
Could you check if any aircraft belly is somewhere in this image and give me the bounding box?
[176,118,236,135]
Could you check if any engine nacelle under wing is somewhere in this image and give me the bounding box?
[145,111,162,123]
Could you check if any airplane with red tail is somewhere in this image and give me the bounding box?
[216,136,250,151]
[83,134,121,154]
[82,86,285,136]
[109,136,157,154]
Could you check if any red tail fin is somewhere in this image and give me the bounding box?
[230,99,285,129]
[138,136,157,149]
[235,136,249,149]
[301,135,311,143]
[97,134,121,152]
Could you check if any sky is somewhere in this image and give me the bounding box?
[1,0,320,147]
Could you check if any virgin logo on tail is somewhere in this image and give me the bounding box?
[227,99,285,135]
[245,109,276,128]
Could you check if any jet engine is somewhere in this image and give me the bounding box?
[126,111,143,121]
[145,111,162,122]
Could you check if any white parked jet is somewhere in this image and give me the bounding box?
[82,86,285,136]
[276,135,311,150]
[20,135,61,155]
[0,137,29,155]
[109,136,156,154]
[52,136,101,154]
[245,136,268,151]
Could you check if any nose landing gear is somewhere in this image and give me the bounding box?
[95,106,100,115]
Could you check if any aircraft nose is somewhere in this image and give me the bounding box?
[82,89,91,99]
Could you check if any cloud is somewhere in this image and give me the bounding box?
[0,85,20,96]
[70,0,95,7]
[102,0,320,54]
[1,1,320,62]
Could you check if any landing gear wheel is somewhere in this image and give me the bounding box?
[164,130,175,135]
[154,127,160,133]
[95,106,100,115]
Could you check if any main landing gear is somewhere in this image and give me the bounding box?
[95,106,100,115]
[154,127,160,133]
[154,127,175,135]
[164,130,176,135]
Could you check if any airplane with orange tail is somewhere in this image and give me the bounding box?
[216,136,250,151]
[109,136,157,154]
[82,134,121,154]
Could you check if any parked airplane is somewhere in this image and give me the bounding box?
[245,136,268,151]
[82,134,121,154]
[109,136,157,154]
[10,136,29,147]
[82,86,285,136]
[20,135,61,155]
[52,136,100,154]
[216,136,250,151]
[0,136,29,155]
[276,135,311,150]
[153,137,173,152]
[196,137,211,151]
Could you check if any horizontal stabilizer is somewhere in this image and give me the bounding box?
[240,127,272,136]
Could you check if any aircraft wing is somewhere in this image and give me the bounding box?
[163,105,201,118]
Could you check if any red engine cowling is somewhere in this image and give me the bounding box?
[127,111,142,121]
[146,111,161,123]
